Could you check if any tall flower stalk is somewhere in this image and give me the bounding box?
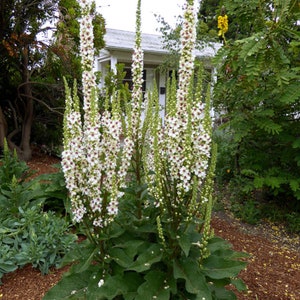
[128,0,149,219]
[61,0,133,230]
[144,0,213,226]
[131,0,144,139]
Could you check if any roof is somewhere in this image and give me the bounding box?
[103,28,221,58]
[104,28,167,54]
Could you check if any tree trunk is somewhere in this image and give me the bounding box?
[0,106,8,149]
[18,46,33,161]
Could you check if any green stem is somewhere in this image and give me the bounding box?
[134,139,143,219]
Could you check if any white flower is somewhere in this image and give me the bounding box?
[98,279,104,288]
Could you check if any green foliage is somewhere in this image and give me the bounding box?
[38,166,69,215]
[0,140,77,282]
[0,0,61,157]
[284,212,300,233]
[0,139,33,184]
[0,207,76,279]
[214,0,300,209]
[101,63,131,113]
[44,182,248,300]
[217,179,300,233]
[222,0,271,40]
[231,199,262,225]
[213,128,235,183]
[0,0,106,156]
[197,0,220,42]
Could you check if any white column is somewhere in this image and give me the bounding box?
[159,71,166,119]
[145,68,154,91]
[110,56,118,74]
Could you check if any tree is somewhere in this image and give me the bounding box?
[197,0,220,42]
[214,0,300,205]
[0,0,105,161]
[0,0,60,160]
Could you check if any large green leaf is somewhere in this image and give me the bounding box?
[173,258,211,299]
[178,225,202,257]
[209,286,237,300]
[60,240,98,272]
[43,269,93,300]
[207,237,231,254]
[136,270,170,300]
[292,138,300,149]
[128,243,163,272]
[290,179,300,192]
[87,272,143,300]
[113,240,145,258]
[231,277,247,292]
[109,248,133,268]
[202,256,247,280]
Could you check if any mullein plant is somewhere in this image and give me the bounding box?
[61,0,134,231]
[44,0,247,299]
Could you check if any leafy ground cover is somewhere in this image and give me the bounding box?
[0,152,299,300]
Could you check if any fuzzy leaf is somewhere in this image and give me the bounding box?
[178,225,202,257]
[43,269,93,300]
[90,274,128,299]
[109,248,133,268]
[178,233,191,257]
[114,240,145,258]
[128,243,163,272]
[231,277,247,292]
[209,286,237,300]
[60,240,97,270]
[173,258,211,298]
[202,256,247,280]
[207,237,231,253]
[89,272,143,300]
[136,271,170,300]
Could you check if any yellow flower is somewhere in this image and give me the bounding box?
[218,15,228,37]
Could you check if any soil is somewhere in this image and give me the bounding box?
[0,152,299,300]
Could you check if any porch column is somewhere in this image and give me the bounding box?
[110,56,118,74]
[159,71,166,118]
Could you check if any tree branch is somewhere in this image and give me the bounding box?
[19,93,64,116]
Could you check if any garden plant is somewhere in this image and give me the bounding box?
[44,0,247,299]
[0,140,77,283]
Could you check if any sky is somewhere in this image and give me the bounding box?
[96,0,187,34]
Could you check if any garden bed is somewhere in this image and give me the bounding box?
[0,153,299,300]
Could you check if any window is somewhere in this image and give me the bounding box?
[123,68,147,94]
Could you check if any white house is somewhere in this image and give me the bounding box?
[95,28,221,115]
